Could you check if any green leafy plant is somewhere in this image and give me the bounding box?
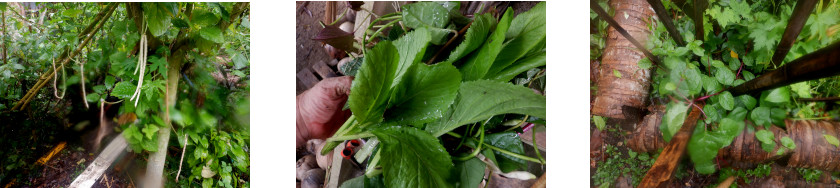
[641,0,840,175]
[325,2,545,187]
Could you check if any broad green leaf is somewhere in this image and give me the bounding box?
[401,2,450,29]
[684,67,703,94]
[111,81,137,99]
[391,28,432,88]
[765,87,790,104]
[715,67,735,86]
[487,3,546,76]
[459,8,513,81]
[702,75,721,94]
[755,129,775,145]
[199,26,225,43]
[455,157,484,188]
[593,115,606,131]
[719,91,735,110]
[490,51,546,82]
[340,175,385,188]
[86,93,101,103]
[349,41,399,124]
[739,95,757,110]
[613,70,622,78]
[750,106,771,126]
[445,13,494,64]
[425,80,546,137]
[637,58,652,69]
[769,108,786,126]
[781,136,796,149]
[661,102,688,142]
[385,62,461,125]
[142,2,178,37]
[484,132,527,172]
[191,8,220,27]
[172,18,190,28]
[105,76,116,90]
[372,126,454,188]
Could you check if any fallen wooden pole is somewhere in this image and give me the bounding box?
[646,0,685,46]
[69,132,128,188]
[730,41,840,96]
[770,0,817,67]
[638,103,703,187]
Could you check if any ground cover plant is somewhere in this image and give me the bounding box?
[317,2,546,187]
[591,0,840,187]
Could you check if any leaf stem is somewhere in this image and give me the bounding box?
[505,115,530,131]
[326,132,374,142]
[365,19,400,47]
[446,132,542,163]
[532,125,545,165]
[456,123,484,161]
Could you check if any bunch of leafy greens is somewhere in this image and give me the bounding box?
[643,0,840,175]
[330,2,546,188]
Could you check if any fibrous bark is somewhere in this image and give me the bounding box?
[628,117,840,172]
[592,0,655,121]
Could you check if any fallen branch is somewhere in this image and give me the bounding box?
[69,132,128,188]
[175,133,187,182]
[638,103,704,187]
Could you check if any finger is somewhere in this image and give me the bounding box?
[318,76,354,100]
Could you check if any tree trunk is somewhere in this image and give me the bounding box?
[3,10,6,65]
[592,0,655,121]
[627,116,840,172]
[144,49,183,188]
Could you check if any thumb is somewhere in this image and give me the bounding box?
[319,76,354,100]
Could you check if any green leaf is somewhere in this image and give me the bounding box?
[487,4,546,77]
[739,95,757,110]
[142,124,159,139]
[661,102,689,142]
[637,58,652,69]
[111,81,136,99]
[401,2,451,29]
[391,28,432,88]
[612,70,622,78]
[425,80,546,137]
[340,175,385,188]
[385,62,461,126]
[86,93,101,103]
[105,76,116,90]
[781,136,796,149]
[593,116,606,131]
[719,91,735,110]
[142,2,178,37]
[484,132,527,173]
[765,87,790,104]
[445,13,495,63]
[372,126,454,188]
[715,67,735,86]
[702,75,721,94]
[824,134,840,147]
[790,82,812,98]
[191,8,220,27]
[199,26,225,43]
[750,107,771,126]
[755,129,775,145]
[455,158,484,188]
[459,8,513,81]
[490,51,546,82]
[171,18,190,28]
[349,41,399,124]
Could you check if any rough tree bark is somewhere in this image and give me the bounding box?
[627,116,840,173]
[592,0,655,121]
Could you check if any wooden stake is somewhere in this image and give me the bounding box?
[638,103,704,187]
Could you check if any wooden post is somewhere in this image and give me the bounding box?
[69,133,128,188]
[730,41,840,96]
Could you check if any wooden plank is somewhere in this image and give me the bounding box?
[297,67,319,90]
[638,103,704,187]
[69,132,128,188]
[312,60,337,79]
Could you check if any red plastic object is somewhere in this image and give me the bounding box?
[346,139,361,149]
[341,147,354,160]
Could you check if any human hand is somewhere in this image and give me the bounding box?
[297,76,354,147]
